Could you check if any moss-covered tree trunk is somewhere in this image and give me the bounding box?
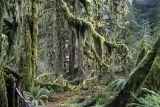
[21,26,32,91]
[105,36,160,107]
[31,0,38,75]
[0,68,8,107]
[21,0,38,91]
[0,1,8,106]
[141,33,160,92]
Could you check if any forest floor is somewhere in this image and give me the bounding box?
[36,86,107,107]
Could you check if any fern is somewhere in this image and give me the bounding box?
[23,87,51,106]
[128,88,160,107]
[108,79,127,92]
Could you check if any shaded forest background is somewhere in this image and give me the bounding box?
[0,0,160,107]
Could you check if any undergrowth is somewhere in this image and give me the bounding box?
[128,88,160,107]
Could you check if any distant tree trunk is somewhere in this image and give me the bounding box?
[68,0,76,78]
[55,0,65,75]
[75,1,84,80]
[68,27,76,77]
[68,0,84,81]
[105,36,160,107]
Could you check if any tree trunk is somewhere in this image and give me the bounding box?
[68,27,76,77]
[0,1,8,106]
[105,36,160,107]
[20,0,38,91]
[0,67,8,107]
[142,43,160,92]
[31,0,38,76]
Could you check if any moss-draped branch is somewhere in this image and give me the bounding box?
[60,0,106,64]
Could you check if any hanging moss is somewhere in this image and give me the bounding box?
[0,67,8,107]
[60,0,106,65]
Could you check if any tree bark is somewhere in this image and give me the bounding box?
[68,27,76,77]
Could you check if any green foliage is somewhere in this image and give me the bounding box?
[128,88,160,107]
[108,79,127,92]
[35,74,75,92]
[23,86,50,106]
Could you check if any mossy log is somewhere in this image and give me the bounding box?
[104,36,160,107]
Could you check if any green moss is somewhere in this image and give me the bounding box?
[105,36,160,107]
[135,48,147,66]
[60,0,106,65]
[0,67,8,107]
[0,1,8,106]
[32,0,38,73]
[21,29,33,91]
[142,44,160,92]
[21,0,38,92]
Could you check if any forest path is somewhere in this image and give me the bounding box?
[35,86,106,107]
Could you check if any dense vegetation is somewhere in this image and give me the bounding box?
[0,0,160,107]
